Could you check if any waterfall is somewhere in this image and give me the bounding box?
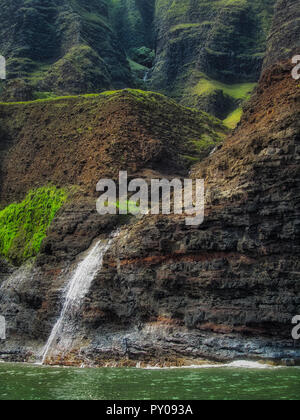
[143,67,153,83]
[41,230,119,364]
[143,71,149,83]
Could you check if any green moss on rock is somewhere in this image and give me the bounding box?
[0,186,67,265]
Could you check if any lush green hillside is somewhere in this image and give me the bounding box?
[151,0,276,122]
[110,0,155,51]
[0,0,133,99]
[0,0,276,124]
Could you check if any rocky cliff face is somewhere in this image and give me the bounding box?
[0,0,299,367]
[56,59,299,366]
[111,0,155,52]
[74,0,300,366]
[0,89,227,363]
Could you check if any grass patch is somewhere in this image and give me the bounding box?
[193,78,256,101]
[0,92,104,106]
[223,107,243,129]
[128,59,148,73]
[0,186,67,265]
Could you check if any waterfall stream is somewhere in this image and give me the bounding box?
[41,230,119,364]
[143,67,153,83]
[143,71,149,83]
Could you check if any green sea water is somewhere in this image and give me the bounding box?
[0,362,299,400]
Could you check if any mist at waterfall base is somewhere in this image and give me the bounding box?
[0,363,299,400]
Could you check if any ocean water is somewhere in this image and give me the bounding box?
[0,362,299,400]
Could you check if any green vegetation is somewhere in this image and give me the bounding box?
[128,59,148,73]
[152,0,275,117]
[0,89,228,208]
[0,186,67,264]
[110,0,155,51]
[33,92,59,101]
[109,200,141,214]
[0,89,167,107]
[101,88,166,102]
[192,134,219,152]
[128,47,155,68]
[0,0,274,116]
[223,107,243,129]
[0,93,104,106]
[193,78,256,102]
[39,44,112,96]
[0,0,132,99]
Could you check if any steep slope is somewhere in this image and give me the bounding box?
[0,89,226,207]
[0,0,276,119]
[110,0,155,51]
[263,0,300,69]
[109,0,156,82]
[150,0,276,121]
[0,88,227,361]
[43,0,299,366]
[0,0,133,99]
[69,58,299,366]
[0,0,299,367]
[62,0,299,367]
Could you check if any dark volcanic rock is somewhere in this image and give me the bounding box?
[0,0,299,367]
[52,0,300,366]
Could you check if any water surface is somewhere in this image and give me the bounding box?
[0,362,299,400]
